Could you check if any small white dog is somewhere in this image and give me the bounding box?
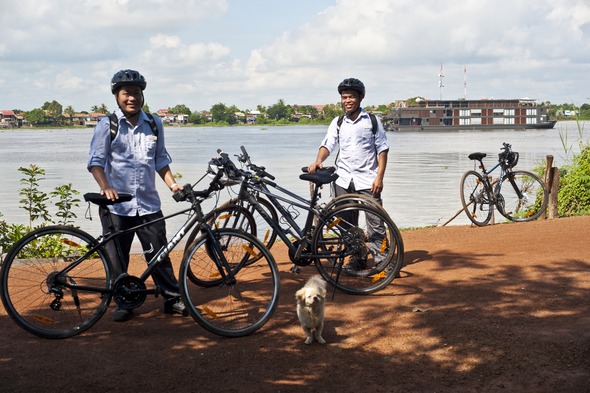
[296,275,327,344]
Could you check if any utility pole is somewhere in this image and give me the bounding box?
[464,65,467,99]
[438,63,445,100]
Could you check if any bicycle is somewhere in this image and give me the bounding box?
[460,142,548,226]
[185,146,404,295]
[0,169,280,339]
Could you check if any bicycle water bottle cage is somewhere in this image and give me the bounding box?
[299,167,338,185]
[84,193,133,207]
[468,152,487,161]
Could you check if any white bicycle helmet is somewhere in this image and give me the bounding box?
[207,158,241,186]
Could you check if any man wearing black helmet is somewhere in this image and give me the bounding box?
[87,69,186,322]
[308,77,390,271]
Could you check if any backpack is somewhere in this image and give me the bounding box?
[108,112,159,141]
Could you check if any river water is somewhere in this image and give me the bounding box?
[0,121,584,236]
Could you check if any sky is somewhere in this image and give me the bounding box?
[1,0,589,114]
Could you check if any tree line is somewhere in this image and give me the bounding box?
[7,99,590,127]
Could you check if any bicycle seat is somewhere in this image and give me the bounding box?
[299,169,338,185]
[468,152,487,161]
[84,192,133,207]
[300,166,336,174]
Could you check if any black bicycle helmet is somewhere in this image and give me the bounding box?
[337,78,365,98]
[110,69,147,94]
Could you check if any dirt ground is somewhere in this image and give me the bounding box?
[1,215,589,393]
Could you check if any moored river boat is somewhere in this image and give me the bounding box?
[383,98,556,131]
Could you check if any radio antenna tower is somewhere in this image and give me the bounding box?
[463,65,467,99]
[438,63,445,100]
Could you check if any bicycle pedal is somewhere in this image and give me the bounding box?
[290,265,301,274]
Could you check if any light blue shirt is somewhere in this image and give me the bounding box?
[87,109,172,216]
[320,109,389,190]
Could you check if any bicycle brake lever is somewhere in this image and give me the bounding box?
[239,145,251,164]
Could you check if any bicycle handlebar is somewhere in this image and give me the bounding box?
[173,168,225,203]
[499,142,513,158]
[238,145,275,180]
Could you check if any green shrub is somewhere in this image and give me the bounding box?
[0,165,81,264]
[558,144,590,217]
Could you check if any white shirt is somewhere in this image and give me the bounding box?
[320,109,389,190]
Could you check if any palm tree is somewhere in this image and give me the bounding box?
[64,105,76,126]
[91,104,109,114]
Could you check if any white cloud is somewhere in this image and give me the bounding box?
[0,0,588,112]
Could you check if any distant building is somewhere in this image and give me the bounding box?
[0,109,17,127]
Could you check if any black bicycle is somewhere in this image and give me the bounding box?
[0,169,280,339]
[185,146,404,295]
[460,142,548,226]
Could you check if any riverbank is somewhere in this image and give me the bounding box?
[1,215,588,392]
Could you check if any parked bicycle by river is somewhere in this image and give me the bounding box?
[185,146,404,295]
[460,142,548,226]
[0,168,280,339]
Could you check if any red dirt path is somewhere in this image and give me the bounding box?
[1,215,589,392]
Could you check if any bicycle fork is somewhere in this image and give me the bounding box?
[200,223,238,286]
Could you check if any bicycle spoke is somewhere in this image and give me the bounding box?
[313,203,403,295]
[1,226,111,339]
[180,228,279,337]
[461,170,493,226]
[497,170,548,222]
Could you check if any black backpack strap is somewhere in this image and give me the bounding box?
[146,113,159,138]
[109,113,118,141]
[335,115,344,141]
[334,115,344,165]
[109,112,159,142]
[369,113,377,135]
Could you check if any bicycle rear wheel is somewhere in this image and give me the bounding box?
[184,204,257,252]
[460,170,494,226]
[216,196,279,263]
[179,228,280,337]
[324,193,389,217]
[219,196,279,253]
[313,203,404,295]
[496,170,548,222]
[238,196,278,252]
[0,226,112,339]
[185,205,256,286]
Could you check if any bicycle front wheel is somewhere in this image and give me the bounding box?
[460,170,493,226]
[496,170,548,222]
[179,228,280,337]
[313,203,404,295]
[0,226,112,339]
